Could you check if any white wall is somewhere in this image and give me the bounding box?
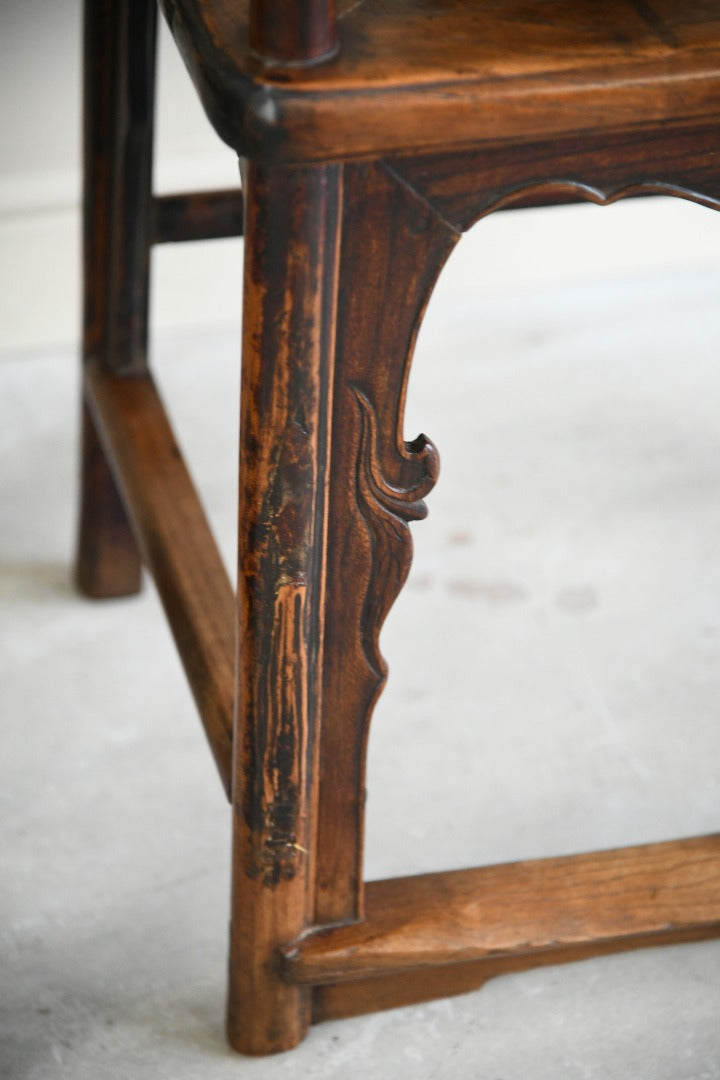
[2,0,719,354]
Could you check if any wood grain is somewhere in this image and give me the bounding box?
[314,160,457,925]
[160,0,720,162]
[84,361,235,797]
[311,921,720,1022]
[248,0,337,63]
[227,161,342,1055]
[85,0,720,1057]
[286,835,720,984]
[388,122,720,232]
[76,402,142,599]
[151,188,244,243]
[88,0,157,374]
[76,0,151,596]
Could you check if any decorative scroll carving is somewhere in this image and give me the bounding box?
[316,134,720,929]
[351,383,439,684]
[476,179,720,221]
[388,123,720,232]
[315,160,458,925]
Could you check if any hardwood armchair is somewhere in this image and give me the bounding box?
[77,0,720,1055]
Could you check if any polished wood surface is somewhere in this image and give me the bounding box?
[287,835,720,984]
[85,361,235,796]
[76,402,143,599]
[151,188,244,243]
[161,0,720,161]
[76,0,151,597]
[389,122,720,230]
[311,921,720,1022]
[88,0,156,374]
[314,160,456,926]
[227,161,342,1054]
[248,0,338,63]
[78,0,720,1058]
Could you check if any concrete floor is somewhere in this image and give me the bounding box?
[2,256,720,1077]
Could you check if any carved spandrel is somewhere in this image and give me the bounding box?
[315,160,458,925]
[314,131,720,928]
[388,123,720,232]
[351,383,439,684]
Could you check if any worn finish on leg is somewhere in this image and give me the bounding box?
[84,363,235,795]
[387,122,720,231]
[227,161,342,1055]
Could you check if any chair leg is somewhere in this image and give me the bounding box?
[76,0,157,597]
[227,160,343,1055]
[76,402,142,598]
[227,159,458,1053]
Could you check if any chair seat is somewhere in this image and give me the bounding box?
[162,0,720,162]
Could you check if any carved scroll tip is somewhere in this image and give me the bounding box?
[405,432,440,487]
[350,383,439,515]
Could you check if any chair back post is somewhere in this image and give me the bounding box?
[248,0,337,64]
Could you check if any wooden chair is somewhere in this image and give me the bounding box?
[77,0,720,1056]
